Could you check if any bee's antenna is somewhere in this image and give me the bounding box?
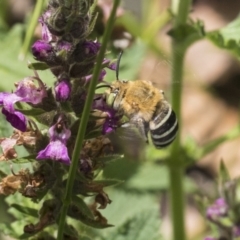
[116,51,123,81]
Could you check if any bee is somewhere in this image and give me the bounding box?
[104,52,178,148]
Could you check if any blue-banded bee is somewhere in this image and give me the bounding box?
[104,52,178,148]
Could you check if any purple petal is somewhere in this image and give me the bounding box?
[32,40,53,61]
[55,80,71,102]
[206,198,228,220]
[102,114,119,134]
[37,140,71,165]
[0,92,9,104]
[102,120,115,134]
[2,108,27,132]
[99,69,106,81]
[2,93,23,112]
[102,58,117,70]
[39,11,55,42]
[15,77,46,105]
[83,41,101,55]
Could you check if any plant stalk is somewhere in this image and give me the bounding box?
[169,0,192,240]
[19,0,45,60]
[56,0,121,239]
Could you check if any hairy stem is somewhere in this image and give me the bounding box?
[56,0,121,239]
[169,0,192,240]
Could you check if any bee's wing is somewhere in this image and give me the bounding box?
[108,123,146,160]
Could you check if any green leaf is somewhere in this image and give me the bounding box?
[19,232,37,239]
[219,160,231,183]
[96,154,124,165]
[200,125,240,158]
[61,224,79,239]
[168,20,205,49]
[182,125,240,163]
[11,204,39,218]
[68,203,114,229]
[106,207,162,240]
[207,15,240,57]
[0,220,30,238]
[94,189,162,239]
[11,155,36,164]
[6,192,38,220]
[93,179,124,187]
[124,163,168,191]
[28,62,50,71]
[0,223,19,238]
[18,107,46,116]
[0,25,54,92]
[72,196,94,219]
[103,156,140,182]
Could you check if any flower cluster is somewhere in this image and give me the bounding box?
[0,0,124,237]
[204,177,240,240]
[0,0,120,165]
[0,73,47,132]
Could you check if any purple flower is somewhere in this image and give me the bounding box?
[102,112,119,134]
[32,40,54,62]
[14,76,47,104]
[83,40,101,55]
[39,10,56,42]
[55,79,71,101]
[37,114,71,165]
[84,70,106,83]
[93,97,120,134]
[37,140,70,165]
[2,108,27,132]
[102,58,117,70]
[206,198,228,220]
[0,76,46,131]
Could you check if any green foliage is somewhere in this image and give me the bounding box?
[92,189,162,240]
[0,25,54,91]
[168,19,205,51]
[105,208,162,240]
[207,15,240,57]
[11,203,39,218]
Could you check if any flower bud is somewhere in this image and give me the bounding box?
[32,40,54,62]
[55,79,71,102]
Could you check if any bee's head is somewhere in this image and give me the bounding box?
[104,81,126,110]
[103,51,127,110]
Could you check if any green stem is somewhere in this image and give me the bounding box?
[19,0,45,60]
[169,0,191,240]
[56,0,121,239]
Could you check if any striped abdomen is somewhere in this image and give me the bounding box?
[149,101,178,148]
